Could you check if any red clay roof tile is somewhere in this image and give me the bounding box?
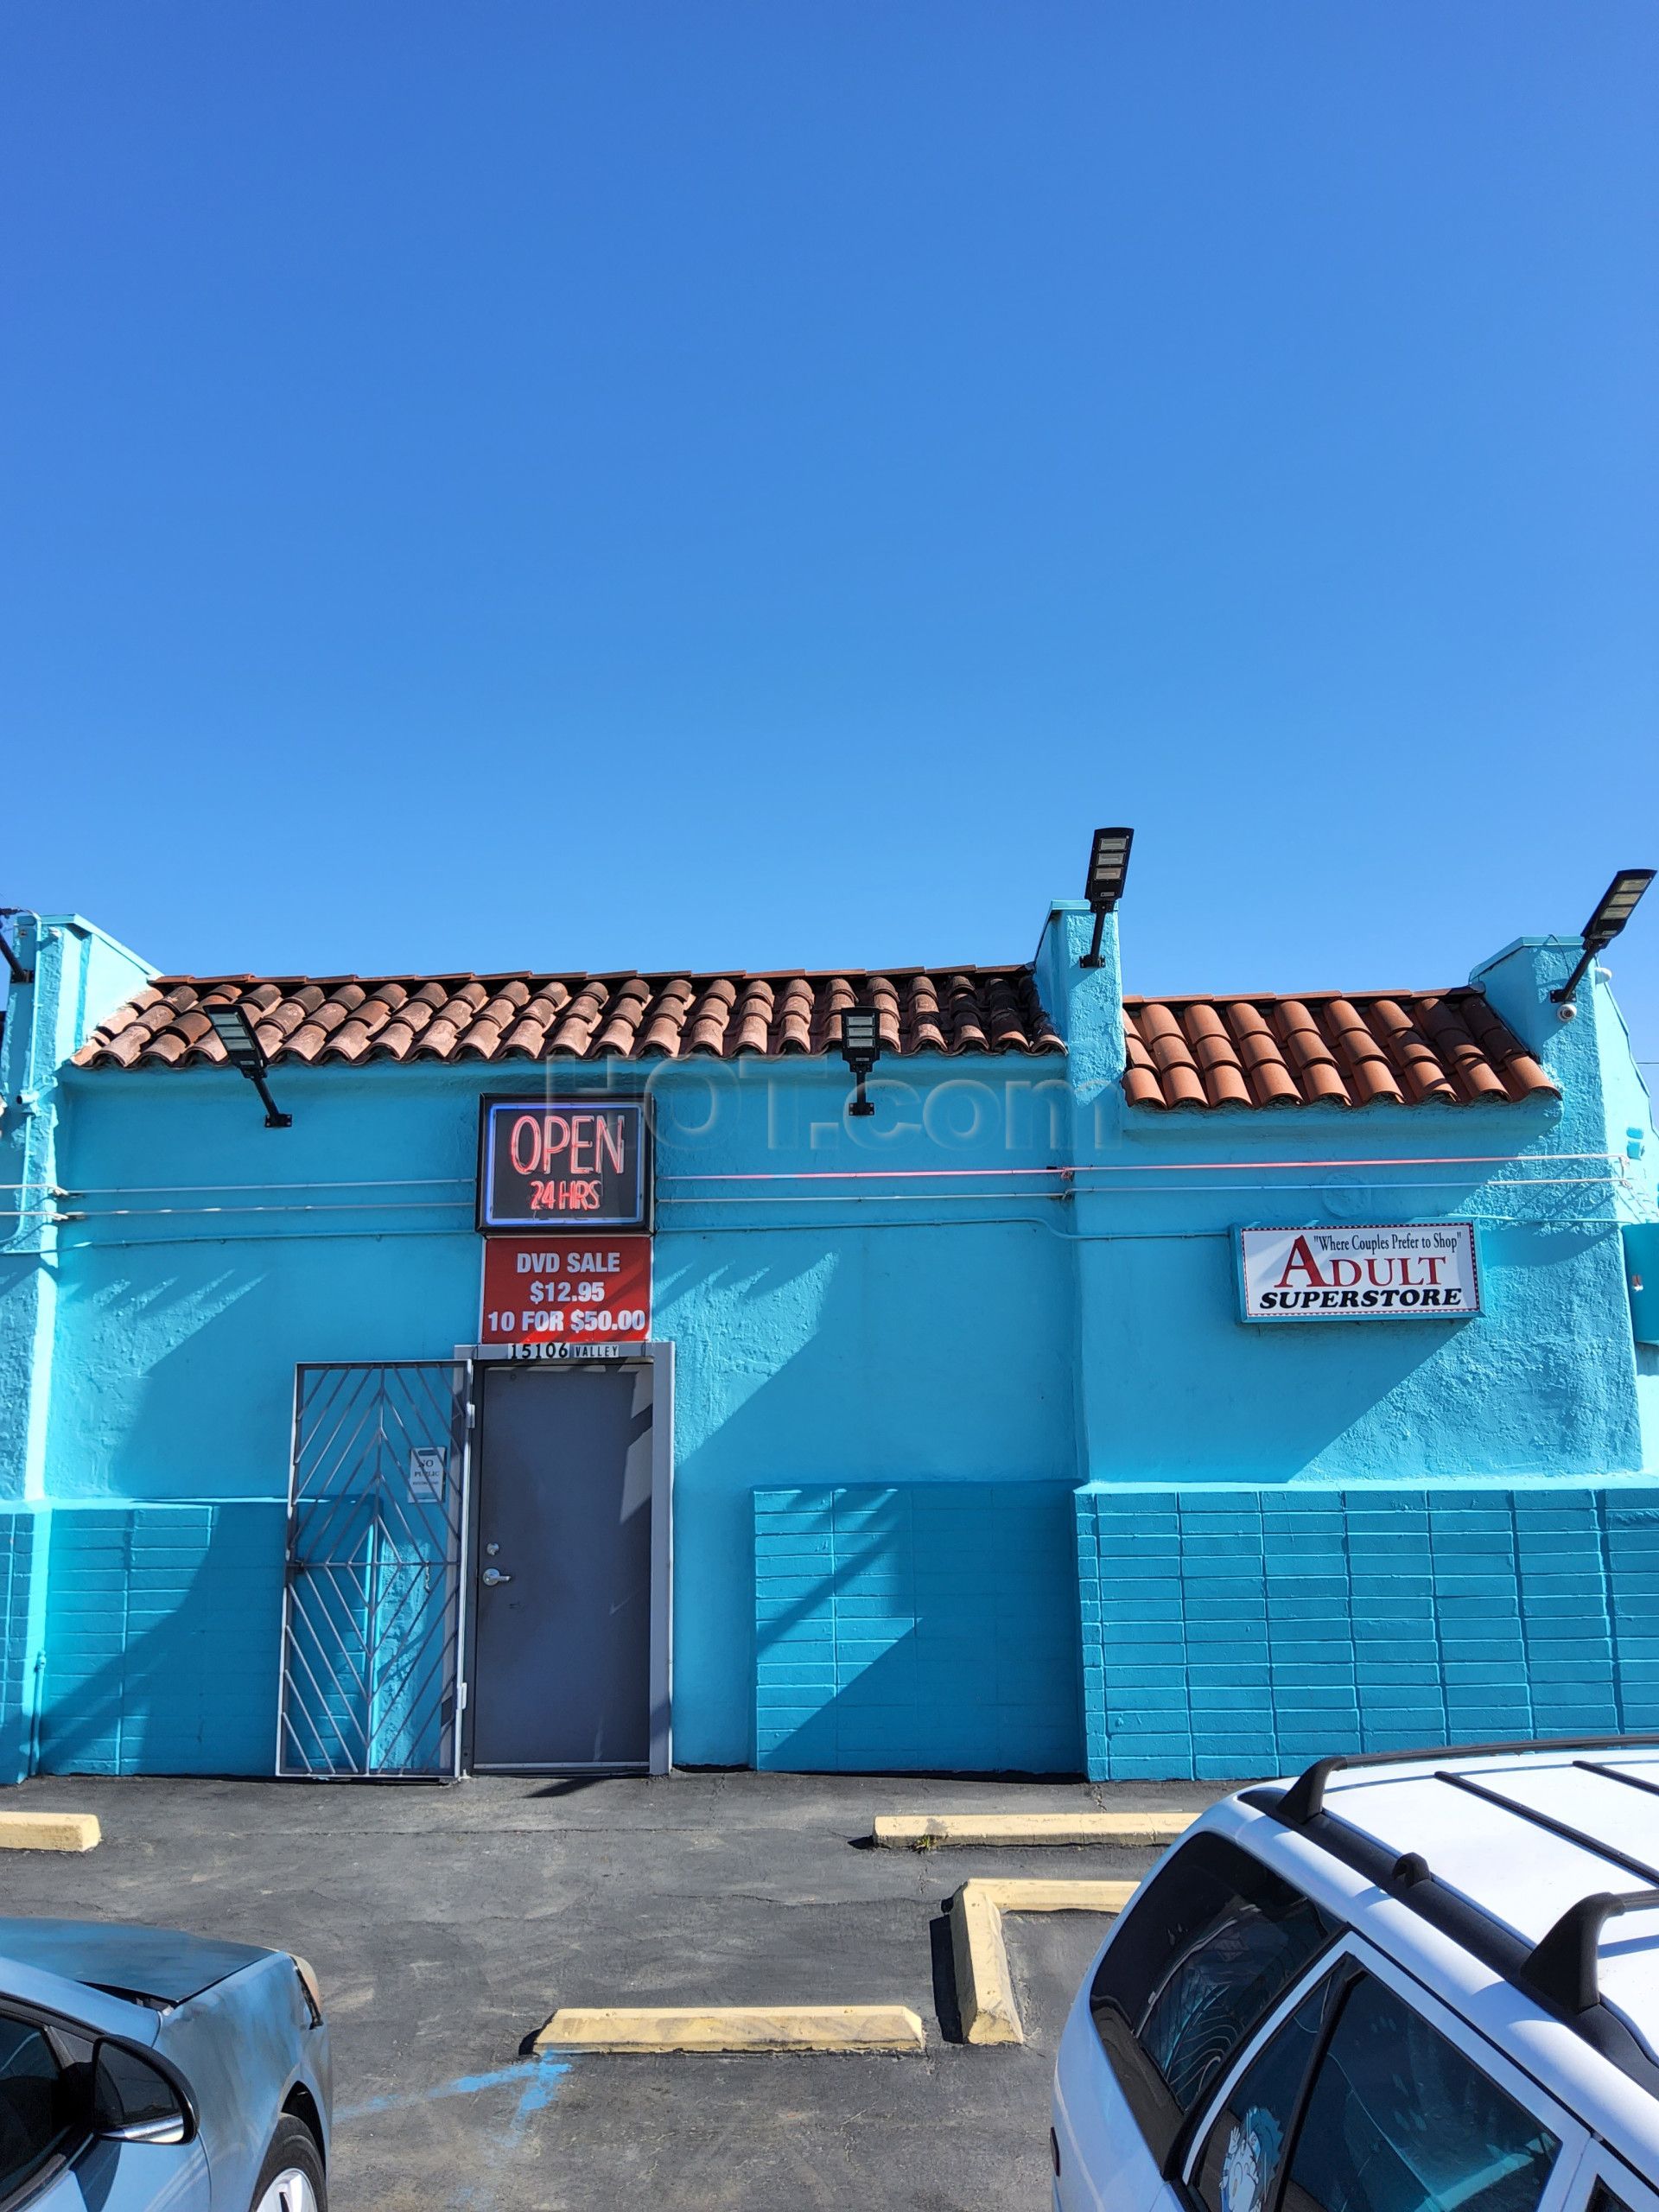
[73,965,1554,1112]
[1122,989,1556,1110]
[75,964,1065,1071]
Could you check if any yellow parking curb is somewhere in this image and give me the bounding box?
[950,1878,1135,2046]
[534,2005,925,2055]
[0,1811,100,1853]
[874,1811,1192,1850]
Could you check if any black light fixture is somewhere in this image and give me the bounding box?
[1080,826,1134,967]
[0,908,33,987]
[838,1004,882,1118]
[1550,868,1656,1007]
[202,1000,292,1128]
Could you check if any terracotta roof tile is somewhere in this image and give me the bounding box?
[1122,989,1558,1110]
[75,964,1065,1071]
[776,977,815,1054]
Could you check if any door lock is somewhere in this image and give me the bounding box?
[481,1567,512,1586]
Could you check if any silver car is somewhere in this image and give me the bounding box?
[0,1916,330,2212]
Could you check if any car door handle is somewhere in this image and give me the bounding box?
[481,1567,512,1586]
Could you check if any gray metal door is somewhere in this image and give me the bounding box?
[471,1363,652,1770]
[278,1360,468,1778]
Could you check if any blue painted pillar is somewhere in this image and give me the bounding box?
[1032,897,1127,1487]
[1471,931,1647,1475]
[1,915,155,1778]
[1031,899,1130,1778]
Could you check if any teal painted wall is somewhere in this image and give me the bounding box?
[753,1483,1081,1772]
[3,938,1078,1770]
[1078,1481,1659,1782]
[38,1503,284,1775]
[1052,910,1648,1490]
[3,893,1657,1781]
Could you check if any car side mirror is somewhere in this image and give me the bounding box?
[92,2041,193,2146]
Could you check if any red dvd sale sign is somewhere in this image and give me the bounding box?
[480,1236,652,1346]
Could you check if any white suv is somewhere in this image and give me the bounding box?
[1052,1738,1659,2212]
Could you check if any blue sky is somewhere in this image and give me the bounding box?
[4,3,1656,1048]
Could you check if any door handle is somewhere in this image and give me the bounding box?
[481,1567,512,1586]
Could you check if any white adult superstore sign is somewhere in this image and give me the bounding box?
[1238,1221,1480,1323]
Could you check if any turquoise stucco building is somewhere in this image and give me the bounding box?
[3,864,1657,1784]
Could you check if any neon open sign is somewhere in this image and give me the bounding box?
[478,1098,651,1231]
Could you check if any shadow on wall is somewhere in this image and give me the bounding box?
[753,1483,1084,1776]
[51,1230,483,1504]
[39,1504,285,1776]
[658,1221,1071,1483]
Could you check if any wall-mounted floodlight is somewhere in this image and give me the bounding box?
[1081,826,1134,968]
[0,908,33,987]
[1550,868,1655,1007]
[202,1000,292,1128]
[839,1004,882,1118]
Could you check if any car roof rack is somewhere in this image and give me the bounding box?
[1577,1757,1659,1802]
[1265,1732,1659,1827]
[1435,1768,1659,1886]
[1241,1734,1659,2087]
[1526,1890,1659,2017]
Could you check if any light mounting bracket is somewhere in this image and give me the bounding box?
[202,1001,292,1129]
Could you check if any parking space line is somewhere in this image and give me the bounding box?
[0,1811,100,1853]
[533,2005,926,2055]
[873,1811,1191,1849]
[950,1878,1135,2046]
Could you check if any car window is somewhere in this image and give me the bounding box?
[0,2014,77,2202]
[1581,2174,1659,2212]
[1282,1974,1559,2212]
[1192,1972,1344,2212]
[1090,1831,1336,2152]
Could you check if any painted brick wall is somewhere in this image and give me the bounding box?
[753,1482,1082,1773]
[1077,1484,1659,1782]
[40,1503,286,1775]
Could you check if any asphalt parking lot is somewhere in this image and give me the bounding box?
[0,1769,1237,2209]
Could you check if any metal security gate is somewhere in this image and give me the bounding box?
[278,1360,469,1778]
